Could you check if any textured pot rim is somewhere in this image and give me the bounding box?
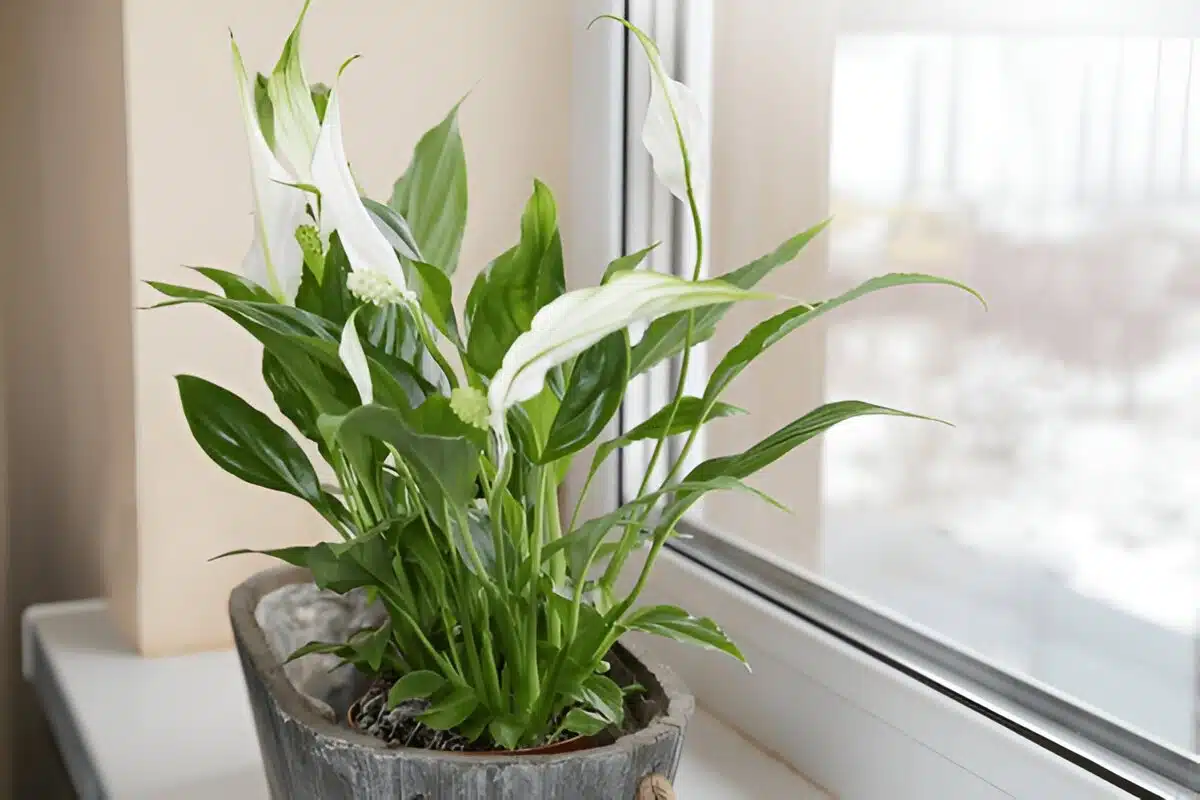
[230,564,695,765]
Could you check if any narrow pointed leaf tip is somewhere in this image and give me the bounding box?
[486,271,769,444]
[231,35,307,304]
[311,72,414,307]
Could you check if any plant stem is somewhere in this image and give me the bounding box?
[599,110,706,589]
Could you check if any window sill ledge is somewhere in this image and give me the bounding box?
[22,599,828,799]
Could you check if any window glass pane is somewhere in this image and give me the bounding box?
[696,18,1199,753]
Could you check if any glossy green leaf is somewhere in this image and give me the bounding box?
[175,375,321,502]
[305,542,377,593]
[363,196,423,261]
[325,404,480,538]
[629,219,830,376]
[559,707,609,737]
[685,401,944,489]
[465,181,565,376]
[285,640,352,663]
[488,717,524,751]
[357,620,393,672]
[623,605,746,664]
[261,351,321,443]
[540,332,629,463]
[601,242,659,283]
[387,670,446,707]
[208,545,311,566]
[594,397,745,465]
[190,266,277,302]
[417,686,479,730]
[388,102,468,272]
[571,673,625,726]
[545,476,774,578]
[410,259,461,346]
[703,273,985,406]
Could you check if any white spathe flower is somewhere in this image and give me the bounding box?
[487,271,768,450]
[338,309,372,406]
[232,36,307,304]
[639,39,708,205]
[265,0,321,183]
[311,64,415,307]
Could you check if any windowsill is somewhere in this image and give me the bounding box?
[22,600,829,799]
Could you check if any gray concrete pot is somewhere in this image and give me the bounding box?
[230,566,694,799]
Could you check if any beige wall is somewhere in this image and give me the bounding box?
[3,0,132,794]
[1,0,573,788]
[120,0,573,655]
[700,0,837,568]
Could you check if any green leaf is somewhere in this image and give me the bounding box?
[594,397,745,465]
[261,351,321,444]
[389,101,468,272]
[190,267,277,302]
[208,545,311,565]
[363,196,423,261]
[254,73,275,150]
[684,400,944,488]
[465,180,565,376]
[417,686,479,730]
[144,280,214,301]
[601,242,659,283]
[629,219,830,376]
[571,673,625,727]
[175,375,322,502]
[488,717,524,751]
[703,273,985,406]
[387,670,446,706]
[545,476,776,578]
[326,404,480,540]
[319,232,355,327]
[305,542,376,594]
[410,259,461,346]
[623,605,746,664]
[356,620,393,672]
[285,640,353,663]
[310,82,331,121]
[559,707,609,737]
[540,331,629,463]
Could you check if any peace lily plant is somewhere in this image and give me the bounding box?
[152,4,981,751]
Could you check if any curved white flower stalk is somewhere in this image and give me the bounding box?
[232,37,307,304]
[265,0,321,183]
[338,308,372,406]
[486,271,770,459]
[311,63,415,308]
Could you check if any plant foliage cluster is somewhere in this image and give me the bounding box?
[153,4,981,749]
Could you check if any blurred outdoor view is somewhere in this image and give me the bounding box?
[820,34,1199,751]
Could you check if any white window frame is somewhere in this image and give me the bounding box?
[569,1,1198,797]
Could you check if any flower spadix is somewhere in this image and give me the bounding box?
[311,60,415,308]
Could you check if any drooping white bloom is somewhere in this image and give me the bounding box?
[265,0,321,183]
[487,271,768,452]
[338,309,372,406]
[311,66,415,307]
[231,37,307,304]
[638,39,708,205]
